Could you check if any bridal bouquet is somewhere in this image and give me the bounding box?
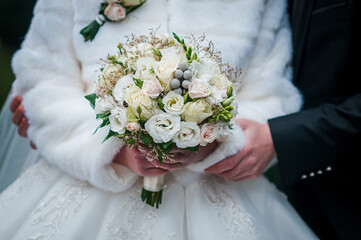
[86,30,242,208]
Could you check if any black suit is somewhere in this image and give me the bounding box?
[268,0,360,239]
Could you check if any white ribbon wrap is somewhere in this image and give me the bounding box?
[143,175,165,192]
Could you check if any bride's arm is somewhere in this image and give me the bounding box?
[11,0,139,193]
[186,0,301,173]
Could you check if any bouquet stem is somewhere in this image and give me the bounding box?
[141,175,165,208]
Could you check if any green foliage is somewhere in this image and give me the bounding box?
[85,94,97,109]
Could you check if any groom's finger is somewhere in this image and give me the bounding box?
[205,147,250,174]
[217,156,253,180]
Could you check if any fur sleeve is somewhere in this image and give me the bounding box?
[187,0,301,173]
[11,0,138,193]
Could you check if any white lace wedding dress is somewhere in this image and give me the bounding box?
[0,0,318,239]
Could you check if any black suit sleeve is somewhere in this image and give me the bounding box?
[268,94,361,186]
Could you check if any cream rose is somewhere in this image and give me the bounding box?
[104,2,126,22]
[154,56,180,88]
[200,123,219,146]
[142,77,163,99]
[109,107,128,134]
[162,91,184,115]
[188,81,210,99]
[172,122,200,148]
[145,113,181,143]
[112,75,135,102]
[211,73,232,89]
[125,85,153,119]
[181,99,213,124]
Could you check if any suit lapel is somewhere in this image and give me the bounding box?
[292,0,315,84]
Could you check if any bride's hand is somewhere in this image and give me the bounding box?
[112,145,168,177]
[149,141,219,170]
[10,96,37,149]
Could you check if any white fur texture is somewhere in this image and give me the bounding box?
[12,0,301,192]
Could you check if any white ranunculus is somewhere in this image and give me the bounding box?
[145,113,181,143]
[94,95,116,114]
[154,56,180,88]
[181,99,213,124]
[112,75,135,102]
[162,91,184,115]
[109,107,128,134]
[172,121,200,148]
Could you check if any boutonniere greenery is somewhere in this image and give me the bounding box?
[80,0,147,42]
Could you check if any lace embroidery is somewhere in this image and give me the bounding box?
[0,160,52,208]
[28,179,91,240]
[200,176,261,240]
[106,180,176,240]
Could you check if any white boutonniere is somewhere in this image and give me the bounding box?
[80,0,147,42]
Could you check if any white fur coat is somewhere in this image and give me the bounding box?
[11,0,302,193]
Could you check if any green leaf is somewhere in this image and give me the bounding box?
[85,94,97,109]
[141,132,153,145]
[152,47,162,57]
[156,150,164,164]
[102,130,118,143]
[186,145,199,153]
[161,141,176,154]
[96,113,109,119]
[133,78,143,89]
[172,32,181,43]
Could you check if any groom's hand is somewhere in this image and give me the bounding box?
[205,119,276,181]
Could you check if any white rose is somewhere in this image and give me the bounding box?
[94,95,116,114]
[181,99,213,124]
[112,75,135,102]
[142,77,163,99]
[154,56,180,88]
[172,122,200,148]
[159,46,184,61]
[162,91,184,115]
[104,2,126,22]
[145,113,181,143]
[200,123,219,146]
[125,85,154,119]
[109,107,128,134]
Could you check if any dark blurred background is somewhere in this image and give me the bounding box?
[0,0,37,109]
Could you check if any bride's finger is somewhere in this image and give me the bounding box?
[9,96,22,113]
[12,106,26,126]
[149,160,185,170]
[140,168,168,177]
[18,117,29,137]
